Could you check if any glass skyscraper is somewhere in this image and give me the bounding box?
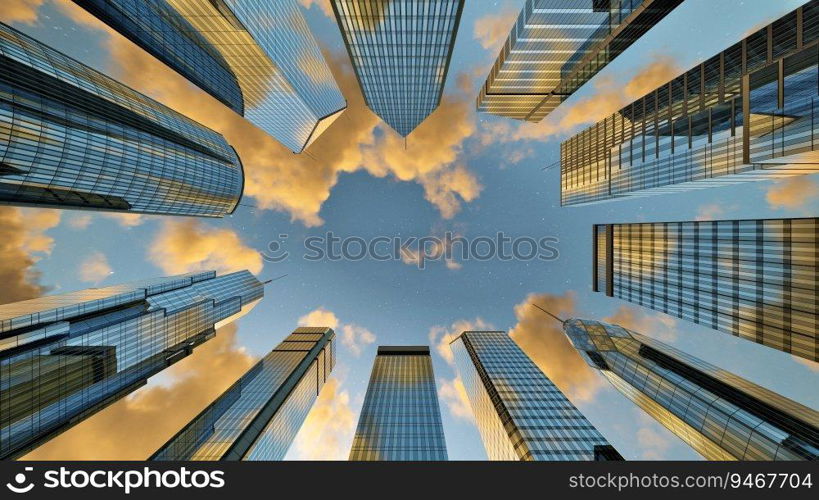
[149,0,346,153]
[0,22,243,217]
[450,331,623,461]
[151,327,335,461]
[74,0,243,113]
[593,219,817,363]
[349,346,448,460]
[477,0,683,122]
[561,2,819,206]
[332,0,464,136]
[0,270,263,460]
[562,318,819,460]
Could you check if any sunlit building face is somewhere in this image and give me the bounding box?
[166,0,347,153]
[74,0,244,113]
[593,219,818,363]
[331,0,464,137]
[151,327,335,461]
[450,331,622,461]
[0,271,263,460]
[477,0,684,122]
[349,346,448,460]
[0,23,243,217]
[563,318,819,460]
[561,2,819,206]
[75,0,347,153]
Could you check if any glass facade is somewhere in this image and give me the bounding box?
[450,331,622,461]
[0,22,243,217]
[151,327,335,461]
[349,346,448,460]
[0,270,263,460]
[562,2,819,206]
[332,0,464,136]
[477,0,683,122]
[563,318,819,460]
[594,219,818,363]
[165,0,347,153]
[74,0,243,113]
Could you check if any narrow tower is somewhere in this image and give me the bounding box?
[349,346,448,460]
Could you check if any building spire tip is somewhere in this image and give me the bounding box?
[263,274,288,286]
[530,302,566,325]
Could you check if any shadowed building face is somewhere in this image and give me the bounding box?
[332,0,464,137]
[349,346,448,460]
[450,330,622,461]
[477,0,684,122]
[151,327,335,461]
[561,2,819,206]
[0,22,244,217]
[0,270,263,460]
[563,318,819,460]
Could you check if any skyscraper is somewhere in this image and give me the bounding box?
[151,327,335,461]
[349,346,448,460]
[332,0,464,136]
[561,317,819,460]
[477,0,684,122]
[156,0,346,153]
[0,270,263,460]
[593,219,817,363]
[561,2,819,206]
[73,0,243,113]
[0,22,243,217]
[450,331,623,461]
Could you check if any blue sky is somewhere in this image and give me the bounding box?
[5,0,817,460]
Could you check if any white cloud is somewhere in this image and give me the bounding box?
[341,324,376,356]
[299,307,376,357]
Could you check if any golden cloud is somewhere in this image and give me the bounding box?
[794,357,819,373]
[297,0,334,18]
[0,207,57,304]
[298,307,340,329]
[298,307,376,356]
[101,213,146,227]
[77,251,113,283]
[428,317,492,365]
[438,376,474,421]
[0,0,45,24]
[22,323,256,460]
[695,203,727,221]
[509,292,605,403]
[66,213,92,230]
[473,8,518,50]
[148,219,263,275]
[340,324,376,356]
[288,377,357,460]
[18,208,61,254]
[765,176,819,211]
[53,0,105,28]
